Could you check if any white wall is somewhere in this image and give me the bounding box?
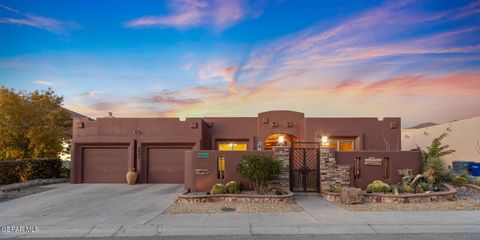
[402,116,480,166]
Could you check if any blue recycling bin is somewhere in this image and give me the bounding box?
[471,163,480,177]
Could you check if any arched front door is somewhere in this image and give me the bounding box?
[263,133,297,150]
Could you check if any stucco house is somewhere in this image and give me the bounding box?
[71,110,421,192]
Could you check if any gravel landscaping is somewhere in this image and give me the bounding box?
[163,201,304,214]
[0,185,55,203]
[338,198,480,211]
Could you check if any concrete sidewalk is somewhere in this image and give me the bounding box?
[0,184,479,238]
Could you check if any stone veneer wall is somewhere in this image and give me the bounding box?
[265,147,290,193]
[320,147,351,191]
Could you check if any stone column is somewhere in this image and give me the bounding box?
[320,147,351,191]
[273,146,290,193]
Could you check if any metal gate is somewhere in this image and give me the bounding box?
[290,142,320,192]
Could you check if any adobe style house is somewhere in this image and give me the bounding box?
[71,110,421,192]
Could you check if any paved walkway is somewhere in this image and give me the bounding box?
[0,184,479,238]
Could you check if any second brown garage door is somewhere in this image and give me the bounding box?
[146,146,192,183]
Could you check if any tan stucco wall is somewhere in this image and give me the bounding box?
[401,116,480,166]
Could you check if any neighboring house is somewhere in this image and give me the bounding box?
[402,116,480,166]
[70,110,422,192]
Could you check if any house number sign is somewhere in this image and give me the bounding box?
[195,169,210,175]
[364,157,383,166]
[197,152,209,158]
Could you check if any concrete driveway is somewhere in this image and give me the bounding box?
[0,183,183,238]
[1,184,480,238]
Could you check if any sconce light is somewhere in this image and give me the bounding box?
[321,136,329,145]
[277,136,285,146]
[404,135,410,139]
[446,127,452,132]
[423,132,428,135]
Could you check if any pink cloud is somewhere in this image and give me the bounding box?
[124,0,260,30]
[0,4,79,34]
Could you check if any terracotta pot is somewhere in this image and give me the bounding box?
[126,168,137,185]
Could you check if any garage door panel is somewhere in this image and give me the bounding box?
[82,147,128,183]
[147,147,191,183]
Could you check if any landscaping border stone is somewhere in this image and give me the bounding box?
[462,184,480,194]
[177,191,295,203]
[322,184,457,204]
[0,178,68,192]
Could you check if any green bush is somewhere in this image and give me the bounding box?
[236,154,282,194]
[59,167,70,178]
[367,180,391,193]
[0,159,62,184]
[225,181,240,194]
[210,183,227,194]
[452,176,468,186]
[476,180,480,187]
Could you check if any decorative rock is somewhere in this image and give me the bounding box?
[340,187,363,205]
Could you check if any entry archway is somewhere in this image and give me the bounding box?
[263,133,297,150]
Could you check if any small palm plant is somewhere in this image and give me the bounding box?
[423,157,446,185]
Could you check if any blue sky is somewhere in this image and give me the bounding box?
[0,0,479,126]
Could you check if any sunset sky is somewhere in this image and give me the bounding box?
[0,0,479,127]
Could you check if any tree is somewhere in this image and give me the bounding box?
[421,133,455,165]
[236,154,282,194]
[0,87,71,160]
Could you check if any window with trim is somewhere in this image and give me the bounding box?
[325,138,355,151]
[217,156,225,179]
[217,142,248,151]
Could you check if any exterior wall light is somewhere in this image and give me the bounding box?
[277,136,285,145]
[321,136,329,145]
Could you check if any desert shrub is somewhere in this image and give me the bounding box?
[367,180,391,193]
[476,180,480,187]
[423,157,446,184]
[236,154,281,194]
[452,176,468,186]
[225,181,240,194]
[0,159,62,184]
[210,183,227,194]
[331,183,342,193]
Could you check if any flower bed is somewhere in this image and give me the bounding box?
[177,191,295,203]
[364,184,456,203]
[322,184,457,204]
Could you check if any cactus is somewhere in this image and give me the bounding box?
[404,185,416,193]
[225,181,241,194]
[419,182,430,191]
[210,183,227,194]
[366,180,391,193]
[331,183,342,193]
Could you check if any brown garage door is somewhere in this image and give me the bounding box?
[146,146,192,183]
[82,147,128,183]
